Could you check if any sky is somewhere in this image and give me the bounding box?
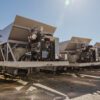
[0,0,100,44]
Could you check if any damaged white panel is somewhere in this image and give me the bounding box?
[0,24,13,44]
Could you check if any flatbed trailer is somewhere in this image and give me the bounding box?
[0,15,100,74]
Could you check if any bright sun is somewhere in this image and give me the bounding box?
[65,0,70,6]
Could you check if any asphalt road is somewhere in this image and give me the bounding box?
[0,69,100,100]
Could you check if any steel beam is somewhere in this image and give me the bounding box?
[0,48,5,61]
[0,61,69,68]
[6,44,8,61]
[7,43,16,61]
[0,61,100,68]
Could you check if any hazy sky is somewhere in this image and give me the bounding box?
[0,0,100,44]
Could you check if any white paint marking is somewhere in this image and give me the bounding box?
[71,91,100,100]
[97,91,100,94]
[53,96,63,100]
[15,86,24,91]
[72,74,78,78]
[33,83,69,100]
[0,75,5,79]
[93,93,98,95]
[16,79,28,85]
[81,74,100,79]
[71,94,93,100]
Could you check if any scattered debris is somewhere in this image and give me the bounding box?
[15,86,24,91]
[80,74,100,79]
[26,86,37,92]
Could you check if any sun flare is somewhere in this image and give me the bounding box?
[65,0,70,6]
